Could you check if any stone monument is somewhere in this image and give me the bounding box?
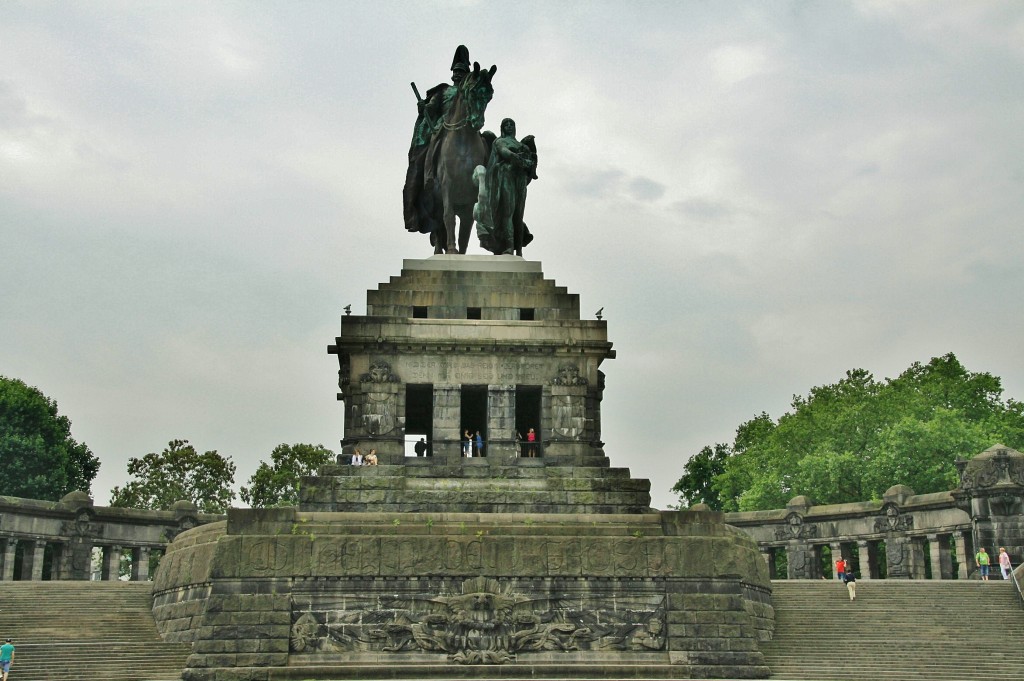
[152,46,774,680]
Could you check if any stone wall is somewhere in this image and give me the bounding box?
[154,508,774,680]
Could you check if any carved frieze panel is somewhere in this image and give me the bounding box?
[304,535,681,578]
[290,576,665,664]
[774,512,819,541]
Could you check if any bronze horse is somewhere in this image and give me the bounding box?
[431,62,496,254]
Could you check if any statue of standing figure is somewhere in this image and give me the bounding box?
[475,118,536,256]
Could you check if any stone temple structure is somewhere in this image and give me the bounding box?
[151,255,775,680]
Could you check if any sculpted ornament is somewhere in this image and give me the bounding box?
[360,361,401,384]
[550,364,587,386]
[873,504,913,534]
[289,576,664,664]
[774,512,819,541]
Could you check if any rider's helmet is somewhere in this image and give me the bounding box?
[451,45,470,81]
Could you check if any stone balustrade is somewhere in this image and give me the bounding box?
[0,491,221,581]
[721,444,1024,580]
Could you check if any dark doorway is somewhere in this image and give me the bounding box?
[461,385,488,456]
[13,542,25,580]
[516,385,542,457]
[405,384,433,455]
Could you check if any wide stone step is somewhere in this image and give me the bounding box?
[764,580,1024,681]
[0,582,192,681]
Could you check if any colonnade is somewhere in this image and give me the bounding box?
[762,530,974,580]
[0,536,164,581]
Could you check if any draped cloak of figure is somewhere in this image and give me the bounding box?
[477,118,536,255]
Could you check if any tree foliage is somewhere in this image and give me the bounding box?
[109,439,236,513]
[670,443,730,510]
[0,376,100,500]
[240,443,334,508]
[673,353,1024,512]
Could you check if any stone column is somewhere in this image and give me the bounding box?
[908,537,928,579]
[18,539,36,580]
[785,542,814,579]
[857,540,872,580]
[761,549,776,579]
[830,542,843,578]
[30,540,46,581]
[954,532,969,579]
[927,534,954,579]
[1,538,16,581]
[432,385,462,460]
[131,546,151,581]
[885,536,911,578]
[486,385,516,458]
[101,545,122,581]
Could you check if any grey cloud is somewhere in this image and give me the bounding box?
[562,168,666,204]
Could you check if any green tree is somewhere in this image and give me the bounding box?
[674,353,1024,512]
[240,443,334,508]
[109,439,236,513]
[0,376,100,500]
[670,443,731,510]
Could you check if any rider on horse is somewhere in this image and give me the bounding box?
[403,46,473,236]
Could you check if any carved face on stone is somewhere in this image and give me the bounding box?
[501,118,516,137]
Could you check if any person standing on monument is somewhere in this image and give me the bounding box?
[0,638,14,681]
[475,431,484,457]
[414,437,427,457]
[998,547,1013,580]
[463,429,472,457]
[835,557,846,581]
[526,427,537,457]
[976,547,991,580]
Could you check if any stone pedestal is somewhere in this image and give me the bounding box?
[153,257,775,680]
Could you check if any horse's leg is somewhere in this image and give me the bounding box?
[458,207,473,254]
[443,201,458,254]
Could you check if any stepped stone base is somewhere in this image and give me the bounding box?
[154,509,773,680]
[301,456,652,514]
[152,255,775,679]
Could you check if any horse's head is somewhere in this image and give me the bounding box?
[463,62,496,131]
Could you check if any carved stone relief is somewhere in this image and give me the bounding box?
[550,393,585,440]
[873,503,913,533]
[550,364,587,386]
[360,361,400,384]
[290,576,665,664]
[775,512,819,541]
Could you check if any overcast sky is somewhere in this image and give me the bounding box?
[3,1,1023,510]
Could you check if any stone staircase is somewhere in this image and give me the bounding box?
[0,581,191,681]
[763,579,1024,681]
[6,577,1024,681]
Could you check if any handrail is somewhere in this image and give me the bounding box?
[1011,563,1024,609]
